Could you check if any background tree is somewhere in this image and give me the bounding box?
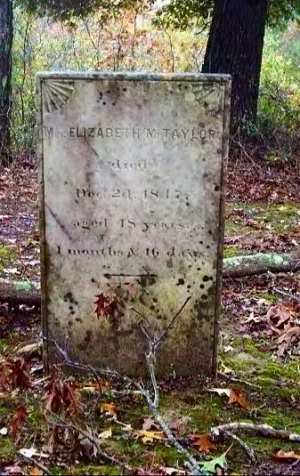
[202,0,269,131]
[155,0,300,131]
[0,0,13,162]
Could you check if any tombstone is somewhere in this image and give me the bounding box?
[38,72,231,377]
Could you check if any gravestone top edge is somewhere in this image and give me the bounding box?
[36,71,231,83]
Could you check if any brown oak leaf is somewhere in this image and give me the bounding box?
[100,402,118,418]
[228,388,251,410]
[273,450,300,462]
[190,433,216,453]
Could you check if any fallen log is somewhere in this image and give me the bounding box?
[222,251,300,278]
[0,251,299,306]
[0,279,40,306]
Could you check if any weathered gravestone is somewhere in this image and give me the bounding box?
[38,72,231,377]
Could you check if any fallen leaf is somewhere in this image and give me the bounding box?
[161,467,185,475]
[18,447,49,459]
[273,449,300,462]
[190,433,216,453]
[100,402,118,418]
[30,468,43,476]
[94,293,110,318]
[44,375,80,415]
[8,358,31,389]
[16,342,42,357]
[19,447,38,458]
[0,363,12,390]
[80,379,111,395]
[168,416,191,435]
[228,389,251,410]
[201,452,228,474]
[277,326,300,357]
[208,388,251,410]
[3,464,23,475]
[208,388,231,398]
[134,430,165,444]
[94,293,119,319]
[9,406,27,439]
[267,304,293,333]
[142,417,159,431]
[98,427,112,439]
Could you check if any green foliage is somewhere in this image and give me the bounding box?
[10,2,300,158]
[17,0,144,21]
[11,5,206,153]
[154,0,300,31]
[0,245,15,271]
[154,0,213,30]
[257,28,300,139]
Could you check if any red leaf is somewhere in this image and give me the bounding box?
[94,293,111,318]
[94,293,119,319]
[8,358,31,389]
[44,375,80,415]
[9,406,27,439]
[0,363,11,391]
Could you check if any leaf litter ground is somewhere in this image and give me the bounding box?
[0,155,299,475]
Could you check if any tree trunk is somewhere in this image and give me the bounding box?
[202,0,268,131]
[0,0,13,162]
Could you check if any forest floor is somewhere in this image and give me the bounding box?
[0,153,299,475]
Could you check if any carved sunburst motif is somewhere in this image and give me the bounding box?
[43,80,75,113]
[192,83,219,104]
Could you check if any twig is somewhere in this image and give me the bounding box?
[18,452,51,475]
[136,297,204,475]
[274,288,300,302]
[223,431,256,463]
[217,372,261,389]
[156,296,191,349]
[211,422,300,443]
[137,383,204,475]
[49,414,131,472]
[132,296,191,354]
[49,338,133,387]
[48,296,201,475]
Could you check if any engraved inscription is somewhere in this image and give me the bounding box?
[40,73,230,377]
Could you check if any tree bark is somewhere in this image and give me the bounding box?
[0,252,299,306]
[0,0,13,162]
[202,0,268,131]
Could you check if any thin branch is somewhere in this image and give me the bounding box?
[137,383,203,475]
[217,372,261,389]
[223,431,256,463]
[274,288,300,302]
[49,337,130,384]
[156,296,191,350]
[18,452,51,475]
[211,422,300,443]
[49,414,131,472]
[47,295,202,475]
